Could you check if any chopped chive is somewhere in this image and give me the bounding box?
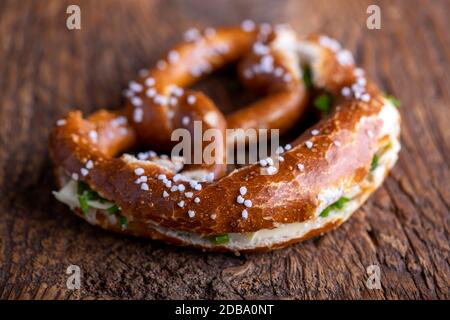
[302,65,313,88]
[384,94,401,108]
[320,206,331,218]
[371,153,380,172]
[314,93,332,113]
[77,181,89,195]
[77,181,118,215]
[86,190,101,201]
[212,234,229,244]
[119,215,128,228]
[333,197,350,209]
[107,204,120,215]
[320,197,350,218]
[78,194,89,214]
[78,181,110,204]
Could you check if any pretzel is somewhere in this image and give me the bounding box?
[50,23,401,252]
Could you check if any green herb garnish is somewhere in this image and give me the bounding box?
[384,94,401,108]
[77,181,89,195]
[77,181,94,213]
[302,65,313,89]
[86,190,101,201]
[320,197,350,218]
[370,153,380,172]
[78,194,90,215]
[119,215,128,228]
[212,234,229,244]
[77,181,116,215]
[314,93,332,113]
[107,204,120,215]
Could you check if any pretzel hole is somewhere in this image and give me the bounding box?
[190,64,261,116]
[194,64,324,149]
[118,64,329,171]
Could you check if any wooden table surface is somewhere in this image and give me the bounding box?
[0,0,449,300]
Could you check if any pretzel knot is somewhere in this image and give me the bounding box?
[50,23,401,252]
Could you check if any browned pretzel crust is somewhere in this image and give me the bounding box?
[50,23,401,252]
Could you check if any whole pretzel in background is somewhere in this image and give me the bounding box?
[50,21,401,252]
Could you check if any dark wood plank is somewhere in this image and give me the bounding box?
[0,0,448,299]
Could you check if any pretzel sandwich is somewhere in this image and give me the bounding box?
[50,23,401,252]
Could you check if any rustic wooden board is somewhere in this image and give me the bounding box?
[0,0,449,299]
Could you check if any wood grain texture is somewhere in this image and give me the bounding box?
[0,0,449,299]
